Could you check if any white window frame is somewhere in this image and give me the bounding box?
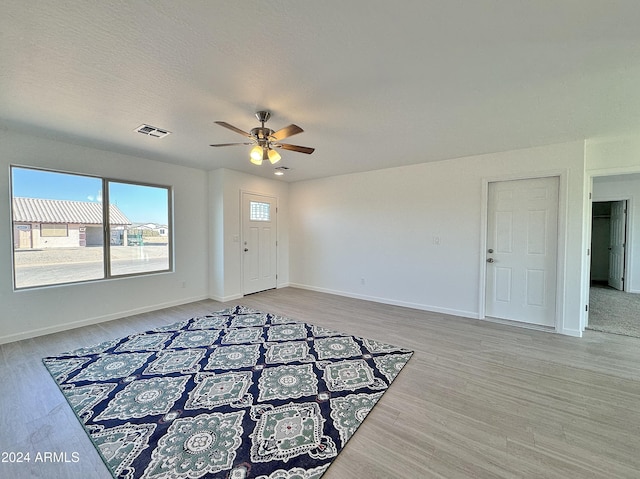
[10,165,173,290]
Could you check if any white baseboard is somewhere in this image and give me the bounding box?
[558,328,583,338]
[288,283,479,319]
[289,284,587,337]
[209,282,290,303]
[0,295,209,345]
[208,293,243,302]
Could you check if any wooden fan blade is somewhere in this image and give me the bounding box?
[271,124,303,141]
[277,143,315,154]
[210,142,253,147]
[214,121,251,137]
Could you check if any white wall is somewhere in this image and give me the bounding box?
[289,141,586,336]
[208,168,289,301]
[593,175,640,292]
[0,129,209,344]
[586,136,640,174]
[208,169,226,301]
[0,128,598,343]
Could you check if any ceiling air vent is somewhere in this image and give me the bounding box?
[135,124,171,138]
[274,166,290,176]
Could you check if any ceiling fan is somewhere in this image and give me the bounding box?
[210,111,315,165]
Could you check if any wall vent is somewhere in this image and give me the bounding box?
[274,166,290,176]
[135,124,171,138]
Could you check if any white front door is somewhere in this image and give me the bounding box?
[608,200,626,291]
[485,177,559,327]
[242,193,277,295]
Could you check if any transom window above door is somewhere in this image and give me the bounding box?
[250,201,271,221]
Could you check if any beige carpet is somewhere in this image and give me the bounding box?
[588,285,640,338]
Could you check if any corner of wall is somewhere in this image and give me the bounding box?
[208,293,243,303]
[208,169,225,300]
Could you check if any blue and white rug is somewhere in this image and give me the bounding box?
[43,306,413,478]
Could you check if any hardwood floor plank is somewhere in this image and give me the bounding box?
[1,287,639,478]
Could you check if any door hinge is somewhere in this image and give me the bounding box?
[589,192,592,200]
[587,248,590,256]
[585,304,589,312]
[276,274,278,280]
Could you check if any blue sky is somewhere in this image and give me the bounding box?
[12,167,169,224]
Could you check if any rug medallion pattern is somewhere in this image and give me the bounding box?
[43,306,412,478]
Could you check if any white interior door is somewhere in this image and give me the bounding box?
[608,200,626,291]
[485,177,559,327]
[242,193,277,295]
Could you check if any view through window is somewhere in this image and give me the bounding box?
[11,166,172,289]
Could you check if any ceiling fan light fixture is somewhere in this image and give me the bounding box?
[268,148,281,164]
[250,145,264,165]
[212,111,314,165]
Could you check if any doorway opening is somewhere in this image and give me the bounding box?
[588,198,640,337]
[590,200,627,291]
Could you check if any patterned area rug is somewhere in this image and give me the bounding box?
[43,306,413,479]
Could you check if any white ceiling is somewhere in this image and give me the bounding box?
[2,1,640,182]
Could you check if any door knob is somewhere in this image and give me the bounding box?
[487,258,494,263]
[244,248,249,252]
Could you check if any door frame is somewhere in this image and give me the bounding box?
[478,171,569,333]
[584,167,640,332]
[240,190,279,295]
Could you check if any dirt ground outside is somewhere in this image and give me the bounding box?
[14,243,169,266]
[13,238,170,288]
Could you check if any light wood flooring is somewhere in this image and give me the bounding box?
[2,287,640,478]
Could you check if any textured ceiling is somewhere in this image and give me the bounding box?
[2,1,640,182]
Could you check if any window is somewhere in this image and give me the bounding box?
[250,201,271,221]
[40,224,68,237]
[108,181,170,276]
[10,166,172,289]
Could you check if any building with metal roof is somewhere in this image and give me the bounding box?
[12,198,131,249]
